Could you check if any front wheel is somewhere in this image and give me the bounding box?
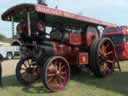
[90,38,116,77]
[42,56,70,92]
[16,57,40,85]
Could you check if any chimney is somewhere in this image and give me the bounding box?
[37,0,47,6]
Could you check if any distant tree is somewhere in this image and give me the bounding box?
[0,34,13,43]
[0,34,7,41]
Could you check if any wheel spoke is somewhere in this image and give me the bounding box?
[53,77,58,85]
[20,68,26,73]
[101,45,105,54]
[23,63,28,68]
[48,64,56,72]
[105,51,113,56]
[48,77,54,83]
[99,48,103,55]
[59,62,62,70]
[60,65,65,70]
[56,61,60,70]
[21,67,26,71]
[103,46,107,54]
[27,59,32,68]
[106,43,110,49]
[104,43,110,51]
[60,71,66,75]
[48,73,56,77]
[57,77,63,85]
[59,75,65,80]
[54,61,58,65]
[24,61,29,68]
[106,60,113,64]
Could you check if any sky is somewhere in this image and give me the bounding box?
[0,0,128,37]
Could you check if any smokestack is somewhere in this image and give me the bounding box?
[37,0,47,5]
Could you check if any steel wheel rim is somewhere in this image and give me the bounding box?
[46,58,69,90]
[98,39,115,76]
[20,59,39,82]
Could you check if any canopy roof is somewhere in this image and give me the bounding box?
[1,3,117,27]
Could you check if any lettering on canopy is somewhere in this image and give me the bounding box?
[35,5,63,16]
[35,5,116,27]
[35,5,92,22]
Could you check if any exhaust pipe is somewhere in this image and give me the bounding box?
[37,0,47,5]
[37,0,47,22]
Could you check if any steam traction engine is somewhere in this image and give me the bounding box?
[1,3,117,91]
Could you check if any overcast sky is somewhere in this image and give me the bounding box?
[0,0,128,37]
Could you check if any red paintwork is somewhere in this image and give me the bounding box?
[79,53,88,64]
[52,42,73,57]
[35,4,116,27]
[52,41,81,64]
[114,43,128,59]
[69,33,82,45]
[104,32,125,35]
[86,31,99,46]
[104,26,128,35]
[103,26,128,60]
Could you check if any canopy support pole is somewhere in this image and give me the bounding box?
[11,17,14,38]
[27,12,31,37]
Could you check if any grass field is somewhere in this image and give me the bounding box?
[0,60,128,96]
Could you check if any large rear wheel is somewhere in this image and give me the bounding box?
[90,38,116,77]
[42,56,70,92]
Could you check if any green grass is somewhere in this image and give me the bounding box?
[0,61,128,96]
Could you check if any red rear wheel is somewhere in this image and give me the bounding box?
[42,56,70,92]
[90,38,116,77]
